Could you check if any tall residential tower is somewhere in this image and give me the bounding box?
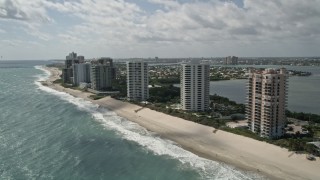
[246,68,288,138]
[62,52,81,83]
[127,61,149,101]
[180,61,210,111]
[90,58,115,91]
[73,63,91,86]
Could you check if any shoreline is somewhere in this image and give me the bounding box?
[41,66,320,180]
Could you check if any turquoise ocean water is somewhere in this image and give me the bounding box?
[0,61,262,180]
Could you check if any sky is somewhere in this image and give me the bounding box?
[0,0,320,60]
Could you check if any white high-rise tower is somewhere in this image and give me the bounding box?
[180,61,210,111]
[127,61,149,101]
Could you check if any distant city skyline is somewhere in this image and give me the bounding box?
[1,0,320,60]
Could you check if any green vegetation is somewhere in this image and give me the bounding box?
[210,94,246,115]
[148,66,249,86]
[307,125,320,138]
[151,78,180,85]
[289,70,312,76]
[53,78,63,84]
[221,113,318,154]
[88,95,105,100]
[272,137,315,152]
[46,63,64,70]
[210,94,238,105]
[145,103,226,129]
[111,76,127,99]
[69,86,86,91]
[221,127,264,140]
[210,76,230,81]
[52,78,71,88]
[52,78,86,92]
[209,67,246,80]
[222,127,319,154]
[149,86,180,103]
[145,86,242,129]
[61,83,71,88]
[286,110,320,124]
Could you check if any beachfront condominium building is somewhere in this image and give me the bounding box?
[246,68,288,138]
[73,63,91,86]
[224,56,238,65]
[77,56,85,63]
[180,61,210,111]
[62,52,84,83]
[65,52,80,68]
[90,58,116,91]
[127,61,149,101]
[62,68,73,84]
[97,57,116,80]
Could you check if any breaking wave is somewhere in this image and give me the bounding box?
[34,66,264,180]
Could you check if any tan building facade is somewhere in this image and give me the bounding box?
[246,68,288,138]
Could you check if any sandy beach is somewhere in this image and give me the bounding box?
[42,67,320,180]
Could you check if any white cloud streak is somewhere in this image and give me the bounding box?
[1,0,320,59]
[0,0,52,22]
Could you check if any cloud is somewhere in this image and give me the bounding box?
[1,39,22,46]
[3,0,320,43]
[139,0,320,44]
[148,0,180,9]
[23,23,52,41]
[0,0,52,22]
[1,0,320,59]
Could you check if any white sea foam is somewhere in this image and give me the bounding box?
[34,66,265,180]
[34,65,51,81]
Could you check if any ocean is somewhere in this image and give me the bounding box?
[0,61,263,180]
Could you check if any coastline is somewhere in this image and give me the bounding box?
[41,66,320,180]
